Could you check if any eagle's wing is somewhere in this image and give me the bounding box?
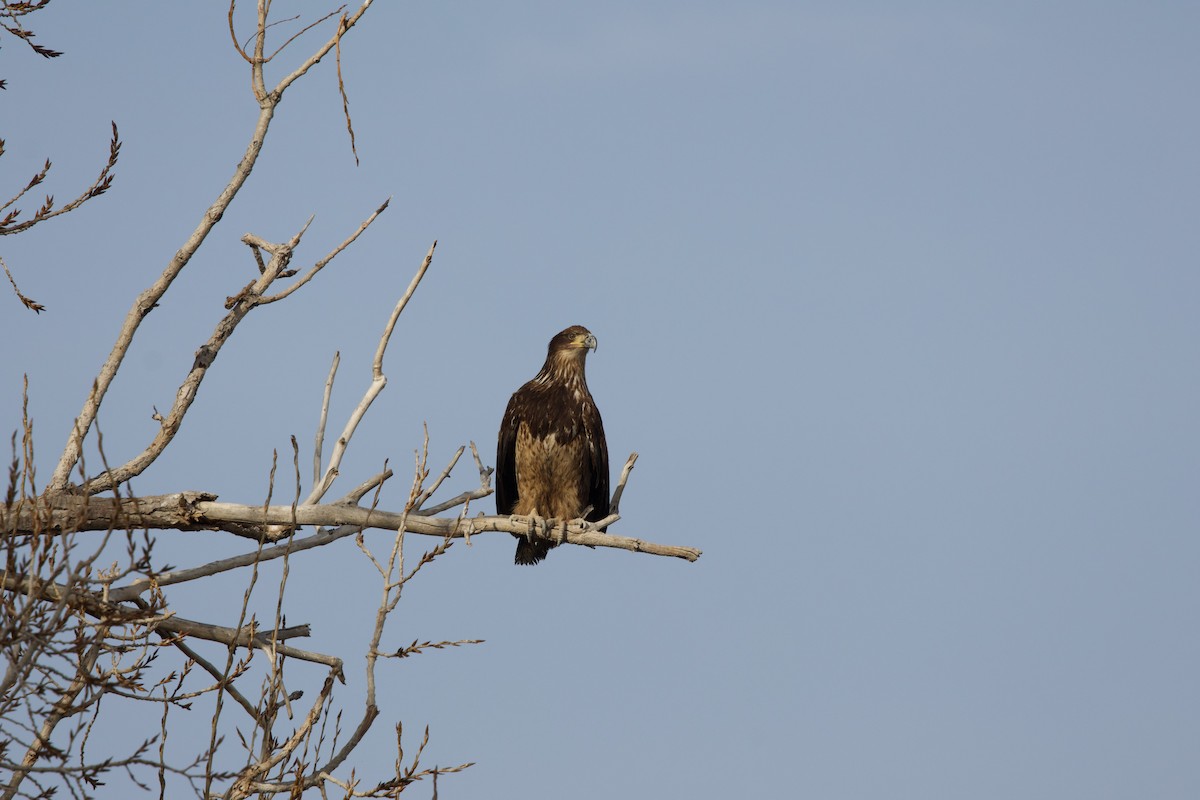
[585,400,610,524]
[495,393,521,515]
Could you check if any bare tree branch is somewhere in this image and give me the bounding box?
[259,199,389,305]
[1,492,701,572]
[314,351,341,488]
[334,13,360,166]
[77,221,310,493]
[48,2,378,491]
[306,242,436,505]
[0,0,63,60]
[609,451,639,514]
[374,241,434,380]
[0,570,340,669]
[4,4,693,797]
[1,255,45,313]
[0,122,119,237]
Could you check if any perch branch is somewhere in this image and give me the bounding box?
[6,448,700,604]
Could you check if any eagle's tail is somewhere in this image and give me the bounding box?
[514,536,553,566]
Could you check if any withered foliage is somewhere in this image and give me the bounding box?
[0,1,63,67]
[2,0,121,314]
[0,124,120,239]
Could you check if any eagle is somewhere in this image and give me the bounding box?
[496,325,610,565]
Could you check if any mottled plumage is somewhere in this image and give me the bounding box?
[496,325,609,565]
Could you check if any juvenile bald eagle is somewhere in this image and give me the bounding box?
[496,325,610,565]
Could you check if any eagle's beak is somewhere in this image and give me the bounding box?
[582,333,598,352]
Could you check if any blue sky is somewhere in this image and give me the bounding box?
[3,2,1198,798]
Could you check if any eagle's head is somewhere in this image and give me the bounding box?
[538,325,597,385]
[548,325,598,356]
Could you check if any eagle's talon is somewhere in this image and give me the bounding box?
[527,514,543,542]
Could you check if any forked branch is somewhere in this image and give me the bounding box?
[48,2,379,492]
[306,242,435,505]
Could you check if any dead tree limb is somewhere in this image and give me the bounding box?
[47,0,379,493]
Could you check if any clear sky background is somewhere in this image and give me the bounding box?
[3,2,1198,798]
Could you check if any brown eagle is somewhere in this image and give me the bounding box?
[496,325,610,565]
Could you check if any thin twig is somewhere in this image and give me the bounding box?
[259,199,389,305]
[413,444,463,511]
[158,632,260,723]
[1,255,45,313]
[314,352,340,489]
[609,452,639,514]
[337,466,393,505]
[264,9,343,62]
[0,122,119,236]
[374,241,435,379]
[334,13,360,166]
[307,243,436,504]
